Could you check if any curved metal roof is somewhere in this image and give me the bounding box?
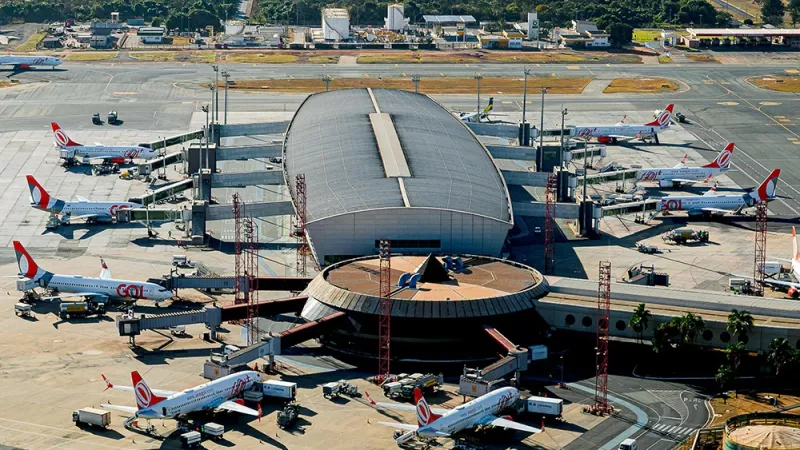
[284,88,511,224]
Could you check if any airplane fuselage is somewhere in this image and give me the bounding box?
[58,145,158,163]
[32,199,139,221]
[136,372,259,419]
[638,167,725,182]
[0,55,62,69]
[35,273,172,302]
[418,387,519,437]
[659,194,752,215]
[574,125,664,140]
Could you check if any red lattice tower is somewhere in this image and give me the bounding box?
[592,261,613,415]
[244,216,259,346]
[753,201,768,297]
[294,174,308,277]
[232,193,248,306]
[544,174,557,275]
[376,240,392,384]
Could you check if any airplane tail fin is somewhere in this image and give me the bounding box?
[703,143,734,169]
[26,175,57,211]
[131,371,167,409]
[413,387,442,427]
[51,122,81,147]
[750,169,781,202]
[793,226,798,262]
[644,104,674,127]
[13,241,49,281]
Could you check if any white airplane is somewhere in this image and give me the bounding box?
[51,122,158,165]
[27,175,139,224]
[637,142,734,188]
[366,386,540,445]
[13,240,172,303]
[0,54,61,70]
[100,370,262,426]
[736,227,800,299]
[574,104,674,144]
[659,168,780,217]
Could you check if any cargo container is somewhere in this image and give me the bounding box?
[180,431,201,448]
[523,396,563,417]
[72,408,111,428]
[200,422,224,440]
[262,380,296,399]
[14,303,32,317]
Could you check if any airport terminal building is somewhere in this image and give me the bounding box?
[284,88,513,265]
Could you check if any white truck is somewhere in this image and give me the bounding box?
[180,430,202,448]
[262,380,297,400]
[72,408,111,428]
[619,438,638,450]
[517,396,564,418]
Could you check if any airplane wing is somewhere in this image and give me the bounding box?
[703,183,718,196]
[674,154,688,168]
[101,374,178,397]
[365,392,448,415]
[670,178,704,184]
[40,292,107,301]
[75,195,88,202]
[732,274,800,289]
[62,213,102,222]
[100,404,139,414]
[217,400,261,417]
[699,207,731,213]
[479,415,542,434]
[768,257,794,263]
[376,422,419,431]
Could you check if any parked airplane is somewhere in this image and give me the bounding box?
[460,97,498,123]
[574,104,674,144]
[51,122,158,165]
[13,240,173,303]
[637,142,734,188]
[658,168,780,217]
[27,175,139,224]
[736,227,800,299]
[0,54,61,70]
[366,386,540,445]
[100,370,262,426]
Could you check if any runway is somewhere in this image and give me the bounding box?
[1,60,799,217]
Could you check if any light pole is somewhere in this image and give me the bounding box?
[474,73,483,123]
[522,67,531,146]
[560,106,568,169]
[411,74,420,93]
[539,87,547,153]
[212,64,219,123]
[208,85,215,145]
[221,70,230,124]
[201,105,209,171]
[322,74,332,91]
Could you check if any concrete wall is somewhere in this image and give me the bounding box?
[307,208,511,265]
[535,299,800,354]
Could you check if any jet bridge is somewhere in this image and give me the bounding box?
[128,178,194,207]
[148,130,204,150]
[138,152,184,174]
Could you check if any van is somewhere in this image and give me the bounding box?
[223,345,240,355]
[619,438,638,450]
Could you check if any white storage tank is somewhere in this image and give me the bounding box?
[323,8,350,41]
[385,4,408,31]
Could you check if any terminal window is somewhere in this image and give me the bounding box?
[374,239,441,249]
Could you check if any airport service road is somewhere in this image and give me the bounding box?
[1,61,799,216]
[562,376,709,450]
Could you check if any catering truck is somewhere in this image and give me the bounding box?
[72,408,111,428]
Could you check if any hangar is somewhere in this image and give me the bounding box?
[283,88,513,265]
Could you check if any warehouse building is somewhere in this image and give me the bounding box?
[283,88,513,266]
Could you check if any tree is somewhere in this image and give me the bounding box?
[761,0,786,25]
[790,0,800,25]
[151,17,163,27]
[651,323,671,354]
[716,364,734,392]
[629,303,651,343]
[678,312,705,346]
[727,309,754,342]
[726,341,747,373]
[768,337,793,377]
[607,22,633,47]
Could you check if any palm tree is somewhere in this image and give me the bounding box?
[679,312,705,346]
[726,341,747,372]
[629,303,651,343]
[727,309,754,342]
[651,323,670,354]
[768,337,793,377]
[716,364,734,393]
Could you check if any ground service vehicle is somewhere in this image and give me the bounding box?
[277,403,299,428]
[662,228,709,244]
[619,438,638,450]
[92,113,102,125]
[180,431,201,448]
[199,423,224,440]
[14,303,31,317]
[60,301,105,319]
[73,408,111,428]
[107,111,119,125]
[518,396,563,418]
[262,380,297,399]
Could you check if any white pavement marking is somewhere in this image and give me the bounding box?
[570,383,648,450]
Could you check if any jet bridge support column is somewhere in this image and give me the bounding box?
[194,169,212,201]
[191,200,207,244]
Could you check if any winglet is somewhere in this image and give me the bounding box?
[793,226,798,261]
[365,391,377,406]
[101,257,108,270]
[257,403,262,422]
[101,374,113,391]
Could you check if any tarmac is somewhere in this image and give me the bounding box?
[4,57,799,449]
